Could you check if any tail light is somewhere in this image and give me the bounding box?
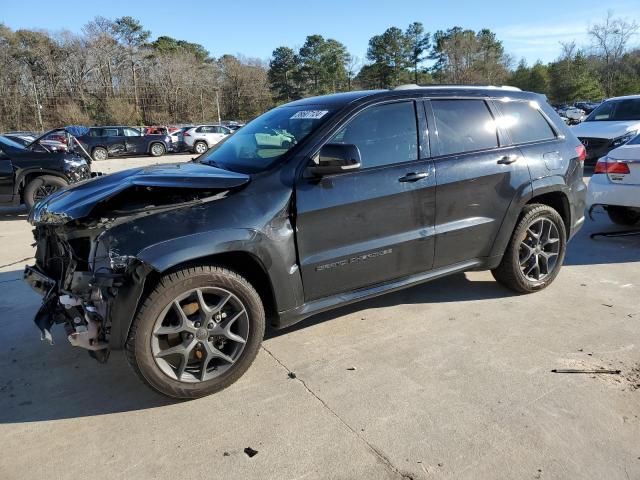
[575,145,586,163]
[594,157,630,175]
[183,131,190,137]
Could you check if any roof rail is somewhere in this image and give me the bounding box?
[393,84,522,92]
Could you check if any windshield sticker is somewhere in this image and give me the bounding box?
[291,110,328,120]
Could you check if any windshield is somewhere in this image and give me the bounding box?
[0,135,26,150]
[586,98,640,122]
[198,105,334,173]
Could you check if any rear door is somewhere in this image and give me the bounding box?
[123,127,146,154]
[102,127,126,156]
[428,98,531,268]
[295,99,436,301]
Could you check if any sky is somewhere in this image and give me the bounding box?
[1,0,639,66]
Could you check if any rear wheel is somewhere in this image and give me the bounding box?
[126,266,265,399]
[492,204,567,293]
[149,142,166,157]
[92,146,108,161]
[193,141,208,155]
[606,206,640,226]
[23,175,68,209]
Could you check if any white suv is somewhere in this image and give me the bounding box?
[588,133,640,226]
[571,95,640,166]
[183,125,232,154]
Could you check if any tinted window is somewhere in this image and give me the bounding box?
[586,98,640,122]
[102,128,119,137]
[0,136,26,150]
[498,101,555,144]
[328,101,418,169]
[432,100,498,156]
[123,127,141,137]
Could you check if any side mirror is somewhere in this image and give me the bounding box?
[308,144,361,176]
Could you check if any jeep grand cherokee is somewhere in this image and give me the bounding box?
[24,86,587,399]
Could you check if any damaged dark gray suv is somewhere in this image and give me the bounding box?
[25,86,587,398]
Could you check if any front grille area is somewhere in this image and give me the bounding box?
[578,137,613,161]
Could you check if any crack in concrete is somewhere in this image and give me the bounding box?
[0,257,33,269]
[261,345,415,480]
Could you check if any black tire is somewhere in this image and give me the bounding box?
[125,266,265,399]
[23,175,68,209]
[492,204,567,294]
[92,146,108,161]
[606,206,640,226]
[149,142,166,157]
[193,141,208,155]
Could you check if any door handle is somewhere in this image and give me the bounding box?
[497,155,518,165]
[399,172,429,182]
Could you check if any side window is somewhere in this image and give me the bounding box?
[123,128,141,137]
[103,128,119,137]
[328,101,418,169]
[498,101,556,144]
[432,99,498,156]
[89,129,101,137]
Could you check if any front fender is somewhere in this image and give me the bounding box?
[136,226,304,314]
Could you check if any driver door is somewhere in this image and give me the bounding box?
[294,100,436,301]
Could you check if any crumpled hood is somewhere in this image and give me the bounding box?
[29,162,250,225]
[570,120,640,139]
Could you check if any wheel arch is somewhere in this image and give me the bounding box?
[110,249,280,351]
[15,169,69,198]
[526,190,571,235]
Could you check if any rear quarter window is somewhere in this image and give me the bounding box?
[498,100,556,144]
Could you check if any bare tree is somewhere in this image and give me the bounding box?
[588,11,639,96]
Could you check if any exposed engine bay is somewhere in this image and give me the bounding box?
[23,162,252,363]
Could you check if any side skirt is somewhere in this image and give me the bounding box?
[275,259,482,329]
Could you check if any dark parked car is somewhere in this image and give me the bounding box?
[0,135,91,209]
[25,86,586,398]
[78,126,172,161]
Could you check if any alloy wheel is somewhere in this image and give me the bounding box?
[151,143,165,156]
[33,184,59,203]
[519,217,560,282]
[195,142,207,154]
[151,287,249,383]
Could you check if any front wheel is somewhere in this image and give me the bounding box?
[492,204,567,293]
[606,206,640,226]
[23,175,68,209]
[125,266,265,399]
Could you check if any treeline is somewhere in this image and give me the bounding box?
[0,13,638,131]
[0,16,272,132]
[510,14,640,102]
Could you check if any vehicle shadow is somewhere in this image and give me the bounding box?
[0,205,28,219]
[266,272,515,340]
[564,212,640,266]
[0,269,173,424]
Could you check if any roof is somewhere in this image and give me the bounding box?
[604,94,640,102]
[281,86,540,110]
